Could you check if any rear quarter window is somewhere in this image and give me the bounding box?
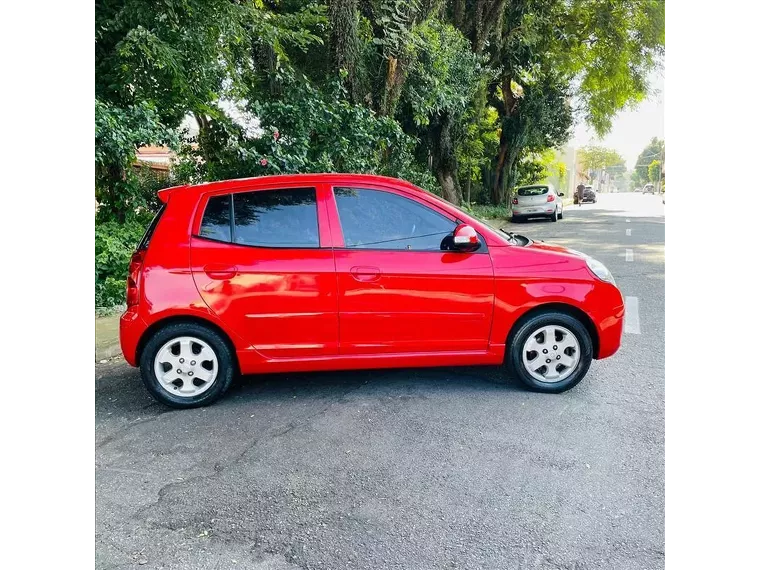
[137,204,166,250]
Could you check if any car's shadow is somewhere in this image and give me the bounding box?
[95,362,523,420]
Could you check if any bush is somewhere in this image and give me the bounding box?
[464,203,512,221]
[95,220,147,307]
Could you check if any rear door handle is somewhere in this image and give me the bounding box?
[350,266,381,282]
[204,263,238,280]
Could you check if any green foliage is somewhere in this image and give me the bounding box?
[95,220,147,307]
[634,137,665,182]
[177,73,436,191]
[404,20,486,126]
[95,99,178,222]
[578,145,626,173]
[465,204,512,221]
[516,149,558,187]
[648,160,662,183]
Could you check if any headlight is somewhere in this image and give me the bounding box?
[586,258,615,285]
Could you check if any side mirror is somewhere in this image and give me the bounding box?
[558,192,565,197]
[451,224,481,252]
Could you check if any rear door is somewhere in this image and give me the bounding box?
[190,185,339,359]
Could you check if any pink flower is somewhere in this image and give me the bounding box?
[273,130,280,141]
[260,158,268,166]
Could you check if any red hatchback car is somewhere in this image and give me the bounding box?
[120,174,624,408]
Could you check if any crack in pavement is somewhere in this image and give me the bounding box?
[131,380,370,523]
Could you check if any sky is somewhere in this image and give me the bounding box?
[570,67,664,170]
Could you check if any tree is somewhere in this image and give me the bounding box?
[466,0,665,204]
[648,160,662,184]
[95,99,178,223]
[634,137,665,182]
[400,20,488,204]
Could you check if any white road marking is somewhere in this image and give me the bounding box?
[626,219,631,223]
[625,249,634,262]
[624,296,641,334]
[626,228,632,236]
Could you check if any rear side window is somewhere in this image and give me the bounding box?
[137,205,166,250]
[234,188,319,248]
[517,186,549,196]
[200,195,231,242]
[199,188,319,248]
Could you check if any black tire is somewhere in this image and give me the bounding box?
[550,209,558,222]
[511,216,521,223]
[558,210,563,220]
[506,311,594,393]
[139,322,236,409]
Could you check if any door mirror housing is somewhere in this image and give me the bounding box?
[451,224,481,252]
[558,192,565,197]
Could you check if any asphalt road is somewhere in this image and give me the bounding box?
[96,192,665,570]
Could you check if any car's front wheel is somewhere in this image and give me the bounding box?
[507,311,593,393]
[139,322,235,408]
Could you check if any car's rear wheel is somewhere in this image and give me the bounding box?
[139,322,235,408]
[558,210,563,220]
[507,311,593,393]
[550,209,558,222]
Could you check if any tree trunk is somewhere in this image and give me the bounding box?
[329,0,360,101]
[379,56,407,117]
[491,74,517,205]
[491,135,509,205]
[431,111,461,205]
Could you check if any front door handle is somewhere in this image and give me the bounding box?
[204,264,238,280]
[350,266,381,282]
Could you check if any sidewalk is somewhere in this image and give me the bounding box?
[96,313,122,362]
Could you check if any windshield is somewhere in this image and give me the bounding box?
[517,186,549,196]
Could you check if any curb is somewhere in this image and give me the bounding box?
[96,342,122,362]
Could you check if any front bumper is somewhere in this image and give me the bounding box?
[595,302,625,359]
[120,307,148,367]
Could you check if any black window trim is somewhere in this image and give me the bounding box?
[331,186,488,254]
[137,204,166,251]
[194,186,322,250]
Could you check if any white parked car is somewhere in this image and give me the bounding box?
[511,184,564,222]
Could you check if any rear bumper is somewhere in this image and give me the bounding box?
[119,307,148,367]
[595,302,625,359]
[512,207,556,217]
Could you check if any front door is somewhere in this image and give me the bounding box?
[328,186,494,354]
[190,185,339,359]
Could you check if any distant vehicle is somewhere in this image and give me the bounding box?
[511,184,564,222]
[643,183,655,194]
[573,185,596,204]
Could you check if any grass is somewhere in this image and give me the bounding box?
[465,203,512,221]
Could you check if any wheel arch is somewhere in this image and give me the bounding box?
[136,315,240,372]
[506,303,600,359]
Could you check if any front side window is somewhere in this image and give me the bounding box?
[199,188,319,248]
[334,187,456,251]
